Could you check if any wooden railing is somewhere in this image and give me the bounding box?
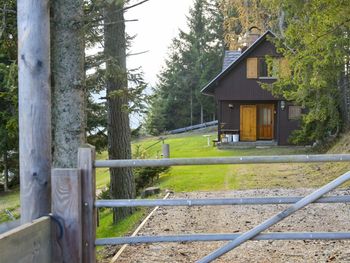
[0,217,51,262]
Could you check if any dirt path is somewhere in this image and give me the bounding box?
[106,189,350,262]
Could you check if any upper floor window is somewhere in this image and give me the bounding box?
[259,58,278,79]
[247,57,290,79]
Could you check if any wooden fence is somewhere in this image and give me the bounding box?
[0,217,51,263]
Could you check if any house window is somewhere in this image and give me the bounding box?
[247,57,281,79]
[259,58,278,79]
[288,106,302,120]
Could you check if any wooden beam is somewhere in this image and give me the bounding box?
[78,146,97,263]
[51,169,82,263]
[0,217,51,263]
[17,0,52,223]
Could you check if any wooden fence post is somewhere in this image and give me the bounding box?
[51,169,82,263]
[78,146,96,263]
[18,0,51,224]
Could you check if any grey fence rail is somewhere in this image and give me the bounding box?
[95,154,350,168]
[81,149,350,263]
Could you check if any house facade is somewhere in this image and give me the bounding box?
[201,31,301,145]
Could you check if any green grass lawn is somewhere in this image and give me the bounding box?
[0,188,20,223]
[130,131,317,192]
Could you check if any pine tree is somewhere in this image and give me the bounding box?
[0,0,18,191]
[146,0,225,134]
[263,0,350,143]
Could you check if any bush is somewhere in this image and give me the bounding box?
[133,144,169,194]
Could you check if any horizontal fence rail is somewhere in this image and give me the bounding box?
[95,154,350,168]
[95,232,350,246]
[95,195,350,208]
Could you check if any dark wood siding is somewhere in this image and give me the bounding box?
[220,101,240,131]
[215,40,280,101]
[277,101,301,145]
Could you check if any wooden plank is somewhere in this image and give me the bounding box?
[0,217,51,263]
[78,146,96,263]
[51,169,82,263]
[257,104,274,140]
[246,57,258,78]
[240,105,257,141]
[18,0,52,224]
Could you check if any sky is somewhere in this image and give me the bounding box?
[124,0,194,127]
[125,0,193,86]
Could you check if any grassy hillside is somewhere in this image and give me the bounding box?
[93,129,350,194]
[131,131,307,191]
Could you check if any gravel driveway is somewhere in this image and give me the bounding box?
[112,189,350,262]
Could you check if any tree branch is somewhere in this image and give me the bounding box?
[0,4,7,40]
[123,0,151,12]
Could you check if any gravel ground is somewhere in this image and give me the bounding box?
[111,189,350,262]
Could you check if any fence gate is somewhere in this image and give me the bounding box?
[75,146,350,263]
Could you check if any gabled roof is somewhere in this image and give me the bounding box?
[201,30,276,95]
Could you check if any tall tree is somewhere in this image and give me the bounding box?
[104,0,135,222]
[0,0,18,192]
[263,0,350,143]
[51,0,86,168]
[146,0,225,134]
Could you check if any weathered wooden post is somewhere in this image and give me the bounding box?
[51,169,83,263]
[78,145,97,263]
[17,0,51,223]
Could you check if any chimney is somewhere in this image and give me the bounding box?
[238,26,261,51]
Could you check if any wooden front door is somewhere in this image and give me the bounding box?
[240,105,257,141]
[257,104,274,139]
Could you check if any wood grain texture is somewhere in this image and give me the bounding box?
[0,217,51,263]
[78,146,96,263]
[246,57,258,79]
[258,104,274,139]
[17,0,52,224]
[240,105,257,141]
[51,169,82,263]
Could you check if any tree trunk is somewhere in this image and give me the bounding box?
[3,152,8,192]
[51,0,86,168]
[104,1,135,223]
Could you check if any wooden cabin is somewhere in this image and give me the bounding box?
[201,31,301,145]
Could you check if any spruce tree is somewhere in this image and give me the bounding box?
[146,0,225,134]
